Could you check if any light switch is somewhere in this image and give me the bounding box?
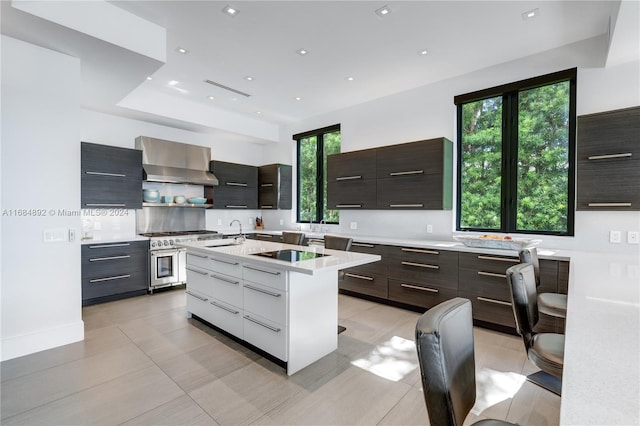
[43,228,68,243]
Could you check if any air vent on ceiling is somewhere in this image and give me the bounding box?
[203,79,251,97]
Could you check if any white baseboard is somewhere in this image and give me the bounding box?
[1,321,85,362]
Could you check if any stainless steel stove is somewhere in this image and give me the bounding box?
[140,230,221,292]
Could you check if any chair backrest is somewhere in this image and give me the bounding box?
[518,247,540,286]
[506,263,539,341]
[415,298,476,426]
[282,231,305,245]
[324,235,353,251]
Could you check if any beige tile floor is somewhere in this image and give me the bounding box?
[1,289,560,425]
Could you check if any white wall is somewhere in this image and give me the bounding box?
[1,36,84,361]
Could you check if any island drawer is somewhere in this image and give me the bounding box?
[187,251,242,277]
[243,263,287,291]
[243,313,287,361]
[243,281,287,325]
[339,272,388,299]
[388,278,457,309]
[186,266,242,307]
[186,289,244,338]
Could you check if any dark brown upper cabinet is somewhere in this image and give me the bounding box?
[210,161,258,209]
[327,149,377,209]
[259,164,292,210]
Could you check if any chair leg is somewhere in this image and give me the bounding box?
[527,370,562,396]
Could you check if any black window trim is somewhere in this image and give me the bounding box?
[455,68,576,236]
[294,124,341,224]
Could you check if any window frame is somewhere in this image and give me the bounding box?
[454,68,577,236]
[294,124,341,224]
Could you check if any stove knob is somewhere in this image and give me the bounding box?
[151,241,156,248]
[169,240,174,246]
[163,240,169,247]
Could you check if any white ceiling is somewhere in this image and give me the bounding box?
[2,1,636,144]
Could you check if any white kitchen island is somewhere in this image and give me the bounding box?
[178,238,380,375]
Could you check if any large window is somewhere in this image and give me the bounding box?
[455,69,576,235]
[295,124,341,224]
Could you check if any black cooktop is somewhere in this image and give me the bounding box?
[252,249,327,262]
[139,230,219,238]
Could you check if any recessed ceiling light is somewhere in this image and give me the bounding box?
[208,96,215,100]
[146,76,153,81]
[176,47,189,54]
[375,5,391,17]
[222,5,239,17]
[345,76,354,81]
[245,76,254,81]
[295,96,302,101]
[168,80,179,86]
[522,8,539,20]
[418,48,428,56]
[256,111,262,115]
[296,48,308,56]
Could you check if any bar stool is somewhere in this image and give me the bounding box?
[282,231,305,245]
[519,247,568,318]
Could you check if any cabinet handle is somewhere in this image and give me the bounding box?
[89,274,130,283]
[89,255,131,262]
[211,258,240,265]
[478,271,507,279]
[336,204,362,208]
[477,296,512,307]
[244,284,282,298]
[85,171,126,178]
[587,152,632,160]
[210,300,239,314]
[389,170,424,176]
[352,242,375,248]
[345,273,374,281]
[477,255,519,263]
[188,252,208,259]
[255,234,273,238]
[389,204,424,208]
[244,315,281,333]
[335,175,362,181]
[186,267,208,275]
[587,202,632,207]
[88,243,131,249]
[85,203,127,207]
[401,261,439,270]
[225,205,248,208]
[401,247,439,255]
[261,205,274,209]
[185,290,208,302]
[400,283,439,293]
[210,274,240,285]
[244,265,282,276]
[260,183,274,187]
[226,182,248,187]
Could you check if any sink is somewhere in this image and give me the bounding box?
[204,238,244,248]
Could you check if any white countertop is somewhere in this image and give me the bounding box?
[81,235,149,245]
[178,239,381,276]
[560,251,640,425]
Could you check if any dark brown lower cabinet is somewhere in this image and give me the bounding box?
[339,242,388,299]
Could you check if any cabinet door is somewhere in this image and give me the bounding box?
[376,138,445,178]
[387,246,458,290]
[327,180,376,209]
[259,164,292,210]
[211,161,258,209]
[376,174,445,209]
[81,142,142,209]
[327,149,377,181]
[339,242,388,298]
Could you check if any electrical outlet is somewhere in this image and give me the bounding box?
[628,231,639,244]
[69,229,76,242]
[350,221,358,230]
[426,224,433,233]
[93,221,101,230]
[43,228,67,243]
[280,219,284,225]
[217,219,222,226]
[610,230,622,243]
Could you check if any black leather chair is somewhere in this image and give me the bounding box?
[519,247,568,318]
[506,263,564,395]
[415,298,515,426]
[282,231,305,245]
[323,235,353,251]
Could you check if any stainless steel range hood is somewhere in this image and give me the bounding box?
[135,136,219,186]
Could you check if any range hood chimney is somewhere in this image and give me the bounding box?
[135,136,219,186]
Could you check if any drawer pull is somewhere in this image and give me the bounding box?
[210,274,240,285]
[89,274,130,283]
[85,171,126,178]
[255,234,273,238]
[260,183,274,187]
[244,284,282,298]
[587,152,632,160]
[89,255,131,262]
[226,182,248,187]
[88,243,131,249]
[244,265,282,276]
[186,267,208,276]
[400,283,439,293]
[401,247,439,255]
[352,242,375,248]
[389,170,424,176]
[210,301,239,314]
[335,175,362,181]
[478,271,507,279]
[185,290,208,302]
[188,252,208,259]
[587,202,632,207]
[401,261,439,270]
[390,204,424,208]
[336,204,362,208]
[211,258,240,266]
[345,273,374,281]
[84,203,127,207]
[244,315,281,333]
[477,255,518,263]
[477,296,512,307]
[260,205,274,209]
[225,205,248,208]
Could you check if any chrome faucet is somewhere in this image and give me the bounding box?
[320,219,327,233]
[230,219,244,241]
